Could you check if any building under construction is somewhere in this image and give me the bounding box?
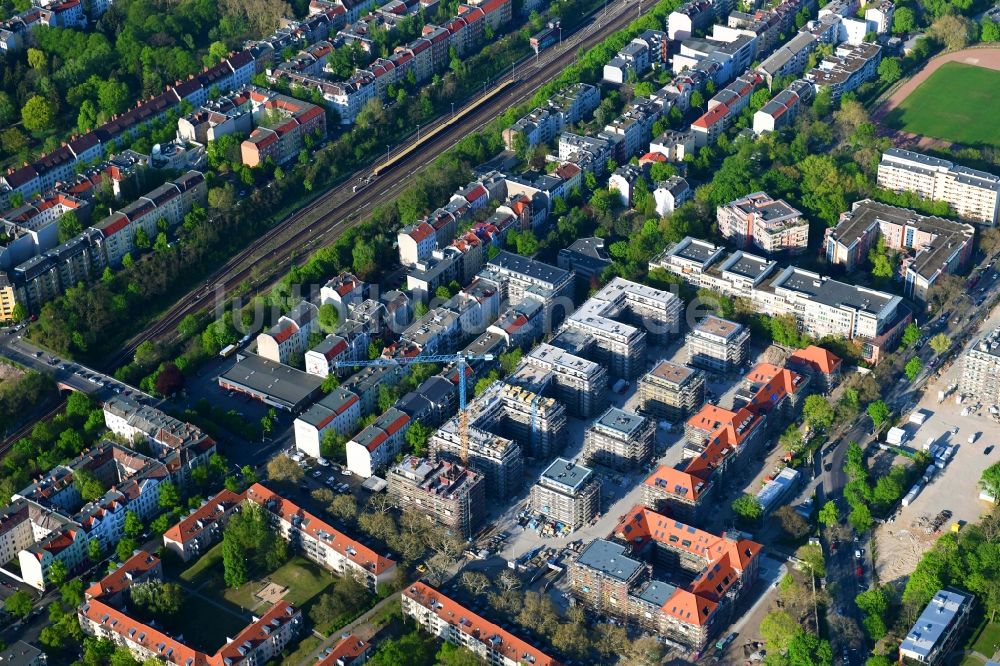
[583,407,655,471]
[387,456,486,538]
[638,360,706,421]
[560,278,682,378]
[529,458,602,530]
[523,343,608,418]
[428,378,568,498]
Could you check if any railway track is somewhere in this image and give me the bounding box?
[104,1,646,372]
[0,399,66,455]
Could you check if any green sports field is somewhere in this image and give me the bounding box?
[884,61,1000,149]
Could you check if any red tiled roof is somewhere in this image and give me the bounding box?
[643,465,707,501]
[317,634,370,665]
[162,488,243,546]
[404,582,562,665]
[787,345,842,375]
[246,484,394,574]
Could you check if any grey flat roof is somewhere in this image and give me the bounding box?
[539,457,594,493]
[721,251,774,280]
[634,579,677,606]
[488,251,570,287]
[219,353,324,410]
[594,406,647,437]
[647,360,699,386]
[0,641,44,666]
[900,589,973,660]
[774,267,897,314]
[576,539,643,582]
[671,237,719,264]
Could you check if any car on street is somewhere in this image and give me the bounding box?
[312,470,322,478]
[855,548,863,559]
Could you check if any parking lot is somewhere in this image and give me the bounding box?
[875,301,1000,587]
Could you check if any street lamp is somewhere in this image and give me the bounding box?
[451,102,455,118]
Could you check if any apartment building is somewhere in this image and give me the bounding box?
[345,407,411,478]
[652,237,910,363]
[316,634,372,666]
[502,83,601,151]
[899,589,975,664]
[582,407,654,470]
[523,343,608,418]
[238,90,326,166]
[529,458,601,529]
[735,363,810,424]
[649,130,696,163]
[568,539,648,616]
[787,345,842,393]
[387,457,485,538]
[403,582,562,666]
[753,79,814,134]
[825,199,975,302]
[0,273,14,321]
[3,440,169,591]
[960,328,1000,407]
[717,191,808,254]
[668,0,732,39]
[876,148,1000,225]
[756,32,817,87]
[638,361,707,421]
[256,300,320,364]
[686,315,750,373]
[690,73,762,147]
[293,387,362,458]
[79,552,303,666]
[480,251,574,327]
[102,396,216,488]
[611,506,762,651]
[429,387,524,499]
[654,176,693,217]
[561,277,682,378]
[806,42,881,98]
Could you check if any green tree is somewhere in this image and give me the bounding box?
[819,500,839,528]
[929,333,951,354]
[58,211,83,242]
[124,510,143,539]
[405,421,432,456]
[981,462,1000,500]
[760,610,799,651]
[795,543,827,577]
[803,394,835,431]
[5,590,33,618]
[97,80,130,117]
[904,356,923,381]
[849,503,873,532]
[74,468,106,502]
[47,559,68,586]
[877,57,902,84]
[867,400,890,428]
[901,322,921,347]
[856,586,890,640]
[982,19,1000,42]
[22,96,56,134]
[731,494,764,522]
[222,532,248,588]
[893,6,916,33]
[158,481,180,509]
[318,303,339,332]
[116,537,138,562]
[88,538,103,561]
[436,642,483,666]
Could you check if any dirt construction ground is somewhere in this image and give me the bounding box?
[875,301,1000,588]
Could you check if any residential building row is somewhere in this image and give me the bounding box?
[2,170,206,315]
[163,483,397,588]
[876,148,1000,226]
[641,358,819,524]
[652,236,911,363]
[602,30,669,84]
[804,41,881,99]
[752,78,814,134]
[402,582,563,666]
[567,506,762,652]
[0,397,215,590]
[824,199,975,303]
[502,83,602,152]
[79,551,303,666]
[266,0,512,124]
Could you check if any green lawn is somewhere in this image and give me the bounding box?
[972,621,1000,657]
[884,62,1000,148]
[178,543,225,587]
[171,597,250,654]
[220,555,335,612]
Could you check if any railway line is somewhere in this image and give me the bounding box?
[104,0,646,372]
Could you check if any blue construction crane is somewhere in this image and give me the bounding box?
[331,352,495,463]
